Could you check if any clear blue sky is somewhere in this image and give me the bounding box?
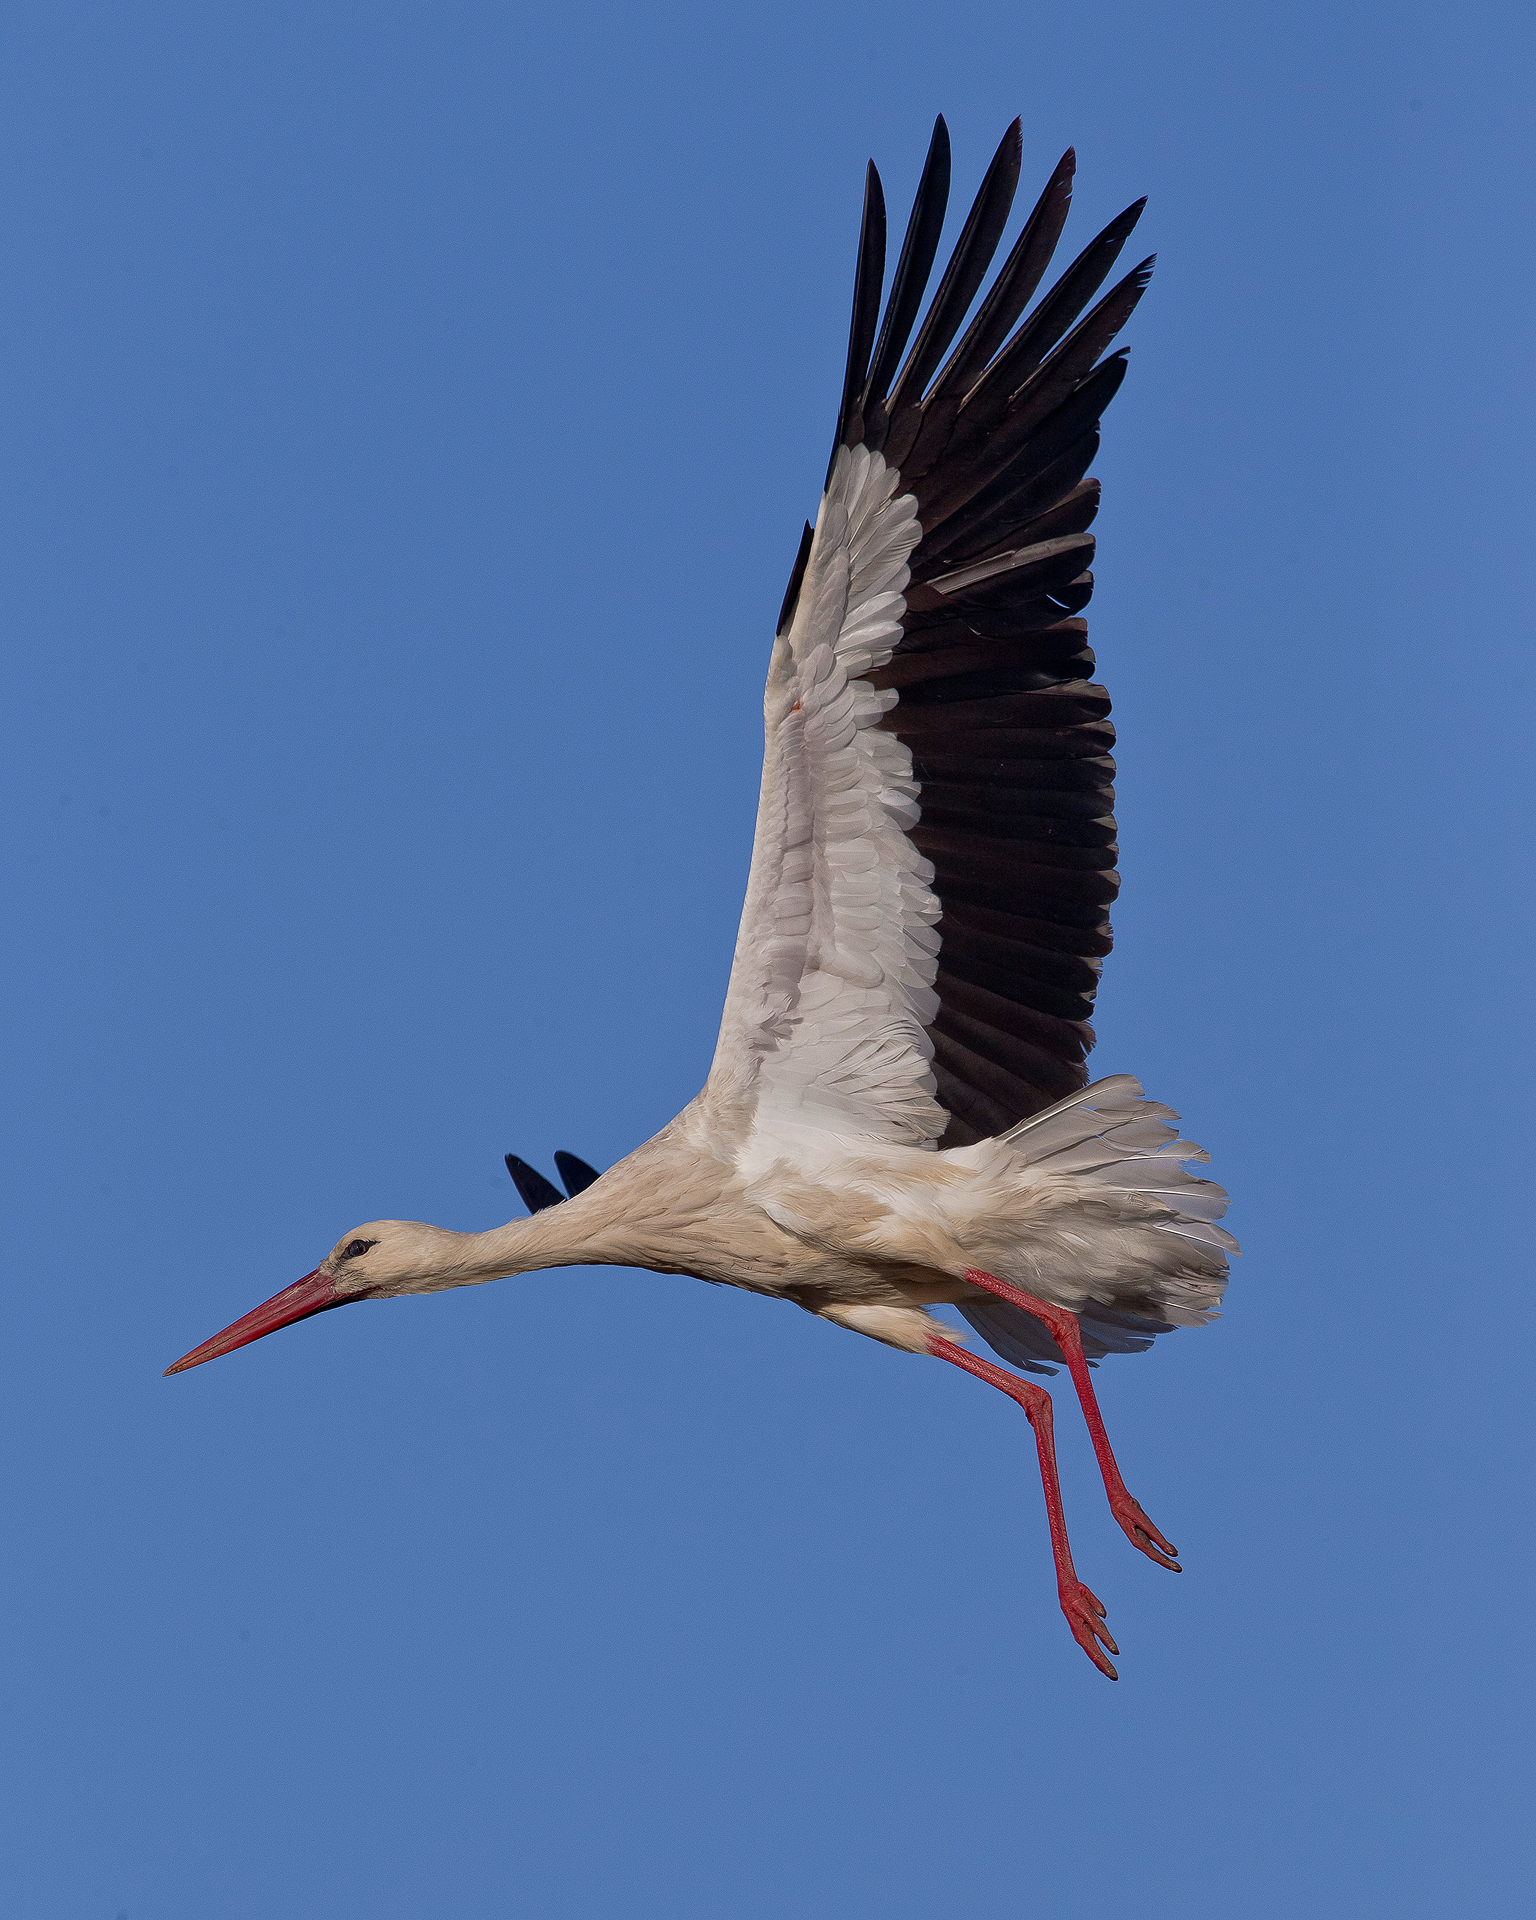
[2,3,1532,1915]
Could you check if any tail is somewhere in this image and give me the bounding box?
[957,1076,1237,1375]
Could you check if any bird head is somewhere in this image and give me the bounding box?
[163,1218,476,1376]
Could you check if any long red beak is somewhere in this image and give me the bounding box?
[163,1267,344,1376]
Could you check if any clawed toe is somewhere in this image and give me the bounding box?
[1061,1582,1119,1679]
[1112,1493,1181,1571]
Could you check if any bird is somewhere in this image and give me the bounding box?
[166,115,1237,1679]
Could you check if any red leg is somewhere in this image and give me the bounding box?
[963,1268,1180,1571]
[929,1334,1119,1680]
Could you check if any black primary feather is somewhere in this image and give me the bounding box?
[554,1151,601,1197]
[881,118,1022,466]
[831,161,887,465]
[505,1155,565,1214]
[949,199,1146,449]
[858,115,952,446]
[914,351,1130,538]
[899,149,1077,482]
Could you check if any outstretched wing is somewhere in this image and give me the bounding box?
[708,118,1150,1152]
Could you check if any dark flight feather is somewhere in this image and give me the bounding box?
[505,1155,565,1214]
[900,149,1076,483]
[858,115,952,445]
[832,161,887,464]
[882,119,1023,466]
[915,353,1130,537]
[554,1151,601,1198]
[949,200,1147,443]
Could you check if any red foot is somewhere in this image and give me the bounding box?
[928,1335,1120,1680]
[1110,1490,1180,1572]
[1061,1579,1119,1680]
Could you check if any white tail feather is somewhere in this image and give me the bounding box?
[957,1076,1237,1373]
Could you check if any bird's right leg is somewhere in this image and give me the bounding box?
[961,1269,1180,1572]
[928,1334,1119,1680]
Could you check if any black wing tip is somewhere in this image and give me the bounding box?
[553,1151,601,1198]
[832,160,889,465]
[505,1154,565,1214]
[975,114,1022,177]
[861,116,955,416]
[928,109,954,186]
[834,124,1144,489]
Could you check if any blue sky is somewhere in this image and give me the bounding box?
[2,3,1532,1914]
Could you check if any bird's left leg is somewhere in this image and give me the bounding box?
[928,1335,1119,1679]
[962,1268,1180,1571]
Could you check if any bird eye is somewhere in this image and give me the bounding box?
[341,1239,375,1261]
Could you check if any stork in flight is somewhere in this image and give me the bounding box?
[167,117,1236,1679]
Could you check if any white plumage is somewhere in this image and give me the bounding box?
[716,446,940,1148]
[167,117,1236,1679]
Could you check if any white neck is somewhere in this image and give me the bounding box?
[464,1203,608,1278]
[395,1191,628,1296]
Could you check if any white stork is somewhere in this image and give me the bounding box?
[167,117,1236,1679]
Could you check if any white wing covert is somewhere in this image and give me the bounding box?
[709,446,947,1148]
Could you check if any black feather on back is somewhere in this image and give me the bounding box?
[817,122,1152,1144]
